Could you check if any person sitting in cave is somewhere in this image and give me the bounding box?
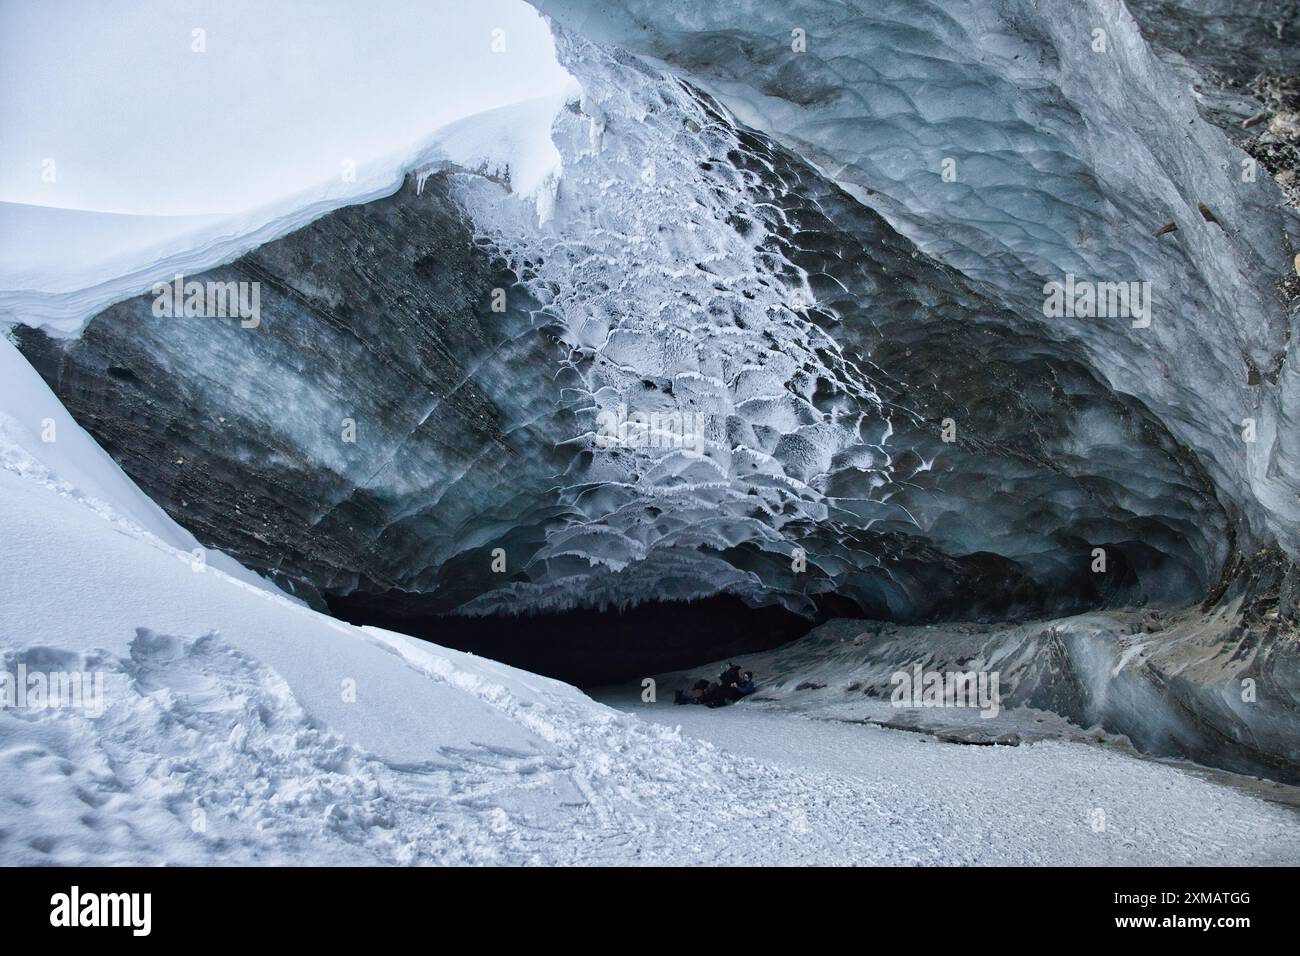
[675,669,756,707]
[704,669,757,707]
[703,682,731,707]
[674,679,712,705]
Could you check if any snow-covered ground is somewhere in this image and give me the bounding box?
[602,698,1300,865]
[3,335,1300,865]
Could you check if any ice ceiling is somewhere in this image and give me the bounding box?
[13,0,1299,633]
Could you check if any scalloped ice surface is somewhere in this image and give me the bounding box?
[442,30,1229,618]
[532,0,1300,564]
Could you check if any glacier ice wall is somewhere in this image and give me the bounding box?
[15,18,1241,628]
[445,30,1229,618]
[533,0,1300,562]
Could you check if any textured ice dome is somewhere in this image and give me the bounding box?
[4,0,1298,628]
[534,0,1300,561]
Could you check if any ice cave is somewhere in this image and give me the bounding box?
[1,0,1299,868]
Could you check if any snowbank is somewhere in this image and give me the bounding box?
[0,92,575,336]
[0,0,571,215]
[0,0,579,336]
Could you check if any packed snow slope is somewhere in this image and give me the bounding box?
[4,335,1300,865]
[609,697,1300,866]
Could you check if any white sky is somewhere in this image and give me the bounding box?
[0,0,573,215]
